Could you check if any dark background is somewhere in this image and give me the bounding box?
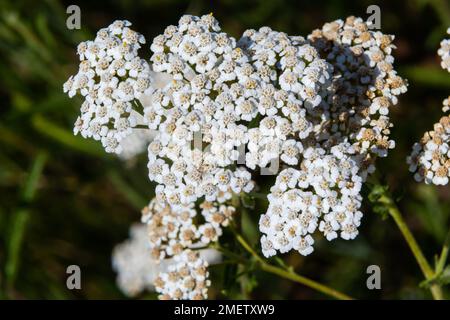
[0,0,449,299]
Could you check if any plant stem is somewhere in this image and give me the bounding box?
[235,233,353,300]
[436,228,450,275]
[378,194,444,300]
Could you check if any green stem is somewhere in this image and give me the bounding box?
[378,194,444,300]
[436,229,450,275]
[235,234,353,300]
[213,244,247,264]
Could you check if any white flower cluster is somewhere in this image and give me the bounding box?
[438,28,450,72]
[407,107,450,185]
[66,15,408,299]
[63,20,152,154]
[260,147,363,257]
[112,223,168,296]
[146,14,261,209]
[407,29,450,186]
[141,197,235,261]
[258,17,407,258]
[112,223,220,297]
[154,249,211,300]
[237,27,332,170]
[308,16,407,163]
[118,128,156,161]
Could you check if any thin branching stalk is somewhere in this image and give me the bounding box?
[378,194,444,300]
[235,233,354,300]
[436,229,450,275]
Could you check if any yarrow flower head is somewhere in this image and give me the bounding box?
[407,28,450,186]
[257,16,407,258]
[154,249,211,300]
[407,108,450,185]
[63,20,152,154]
[141,197,235,261]
[237,27,333,170]
[145,14,255,209]
[308,16,407,161]
[438,28,450,72]
[112,223,168,296]
[112,224,220,297]
[259,147,363,257]
[66,14,408,300]
[117,129,156,161]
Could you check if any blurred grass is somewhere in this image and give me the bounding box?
[5,152,47,291]
[32,115,105,157]
[0,0,449,299]
[401,66,450,88]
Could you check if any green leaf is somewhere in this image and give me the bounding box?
[241,193,255,209]
[367,184,391,219]
[368,184,388,202]
[420,265,450,288]
[22,152,47,202]
[437,266,450,285]
[243,273,259,293]
[5,208,30,287]
[373,205,390,220]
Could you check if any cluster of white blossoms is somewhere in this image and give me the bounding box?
[308,17,407,164]
[117,129,156,161]
[258,17,407,258]
[141,197,235,261]
[64,20,152,154]
[154,249,210,300]
[438,28,450,72]
[407,29,450,185]
[259,147,363,257]
[112,223,169,296]
[66,14,408,299]
[237,27,333,170]
[112,223,220,297]
[407,108,450,185]
[145,14,259,209]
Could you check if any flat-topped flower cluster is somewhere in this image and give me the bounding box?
[112,223,221,298]
[438,28,450,72]
[407,28,450,186]
[65,14,408,299]
[258,16,408,257]
[64,21,152,154]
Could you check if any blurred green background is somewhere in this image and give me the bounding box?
[0,0,449,299]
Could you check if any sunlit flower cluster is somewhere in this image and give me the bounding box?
[154,249,211,300]
[258,17,407,257]
[66,14,408,299]
[438,28,450,72]
[308,16,407,163]
[118,128,155,161]
[145,14,261,208]
[407,29,450,186]
[259,146,363,257]
[407,108,450,185]
[112,223,169,296]
[112,224,220,297]
[141,197,235,260]
[237,27,332,170]
[64,20,152,154]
